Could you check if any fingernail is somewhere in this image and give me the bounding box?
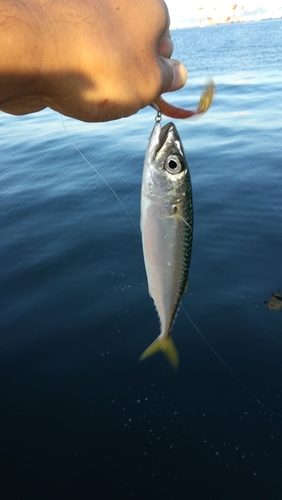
[170,62,188,91]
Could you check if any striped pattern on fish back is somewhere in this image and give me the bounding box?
[165,175,193,335]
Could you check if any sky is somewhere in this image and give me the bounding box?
[165,1,282,27]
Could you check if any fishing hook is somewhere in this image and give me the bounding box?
[151,101,162,123]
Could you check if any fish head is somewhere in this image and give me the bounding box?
[142,122,189,204]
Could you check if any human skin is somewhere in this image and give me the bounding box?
[0,0,187,122]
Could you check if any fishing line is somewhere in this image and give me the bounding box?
[61,116,140,235]
[62,115,281,418]
[181,305,282,418]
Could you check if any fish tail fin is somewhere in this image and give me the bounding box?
[139,336,179,370]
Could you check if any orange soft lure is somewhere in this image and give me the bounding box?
[151,79,215,119]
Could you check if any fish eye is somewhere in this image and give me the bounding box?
[165,155,183,174]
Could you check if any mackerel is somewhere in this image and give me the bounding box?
[140,121,193,368]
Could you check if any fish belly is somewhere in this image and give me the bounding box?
[141,199,191,337]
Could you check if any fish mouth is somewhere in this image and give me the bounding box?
[154,122,182,160]
[157,122,177,151]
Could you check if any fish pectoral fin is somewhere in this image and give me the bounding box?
[139,336,179,370]
[173,206,192,230]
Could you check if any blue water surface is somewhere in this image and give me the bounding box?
[1,19,282,500]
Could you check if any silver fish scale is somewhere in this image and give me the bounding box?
[141,121,193,342]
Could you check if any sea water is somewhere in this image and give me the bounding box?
[0,19,282,500]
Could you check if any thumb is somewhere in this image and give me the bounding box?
[159,58,188,94]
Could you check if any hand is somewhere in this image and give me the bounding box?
[0,0,187,122]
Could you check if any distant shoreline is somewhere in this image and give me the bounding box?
[171,16,282,30]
